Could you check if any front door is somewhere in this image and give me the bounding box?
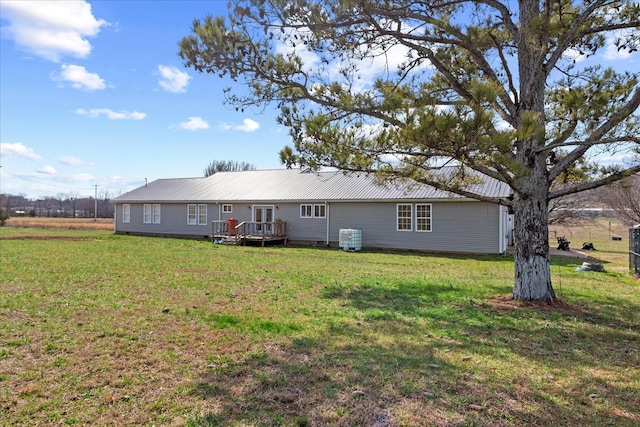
[253,205,274,234]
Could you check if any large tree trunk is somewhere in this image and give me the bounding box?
[511,0,556,302]
[512,170,557,302]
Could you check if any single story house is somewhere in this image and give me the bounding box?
[111,168,513,254]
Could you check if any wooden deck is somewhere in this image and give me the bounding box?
[211,220,287,247]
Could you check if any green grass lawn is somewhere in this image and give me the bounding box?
[0,227,638,426]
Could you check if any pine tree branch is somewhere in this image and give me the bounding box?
[548,86,640,182]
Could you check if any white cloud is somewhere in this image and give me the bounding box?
[66,173,94,182]
[37,165,57,175]
[275,34,322,74]
[0,142,41,160]
[158,65,191,93]
[494,118,515,131]
[21,171,96,184]
[604,33,634,60]
[0,0,107,62]
[236,118,260,132]
[563,48,587,63]
[59,155,85,166]
[179,116,210,131]
[53,64,106,91]
[107,175,139,186]
[76,108,146,120]
[594,153,639,167]
[218,118,260,132]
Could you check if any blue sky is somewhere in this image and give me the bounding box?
[1,1,637,199]
[1,1,286,199]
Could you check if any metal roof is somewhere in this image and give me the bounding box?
[112,168,512,203]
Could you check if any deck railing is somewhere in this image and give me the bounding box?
[211,220,287,245]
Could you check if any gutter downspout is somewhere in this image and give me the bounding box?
[214,203,221,241]
[326,202,330,246]
[499,205,504,254]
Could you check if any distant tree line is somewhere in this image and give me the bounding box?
[0,190,116,220]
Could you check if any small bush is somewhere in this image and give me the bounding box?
[0,208,9,226]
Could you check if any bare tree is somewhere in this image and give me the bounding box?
[204,160,257,177]
[98,189,114,218]
[597,174,640,226]
[56,193,69,217]
[548,194,595,225]
[0,194,10,212]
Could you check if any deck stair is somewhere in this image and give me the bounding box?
[213,235,243,245]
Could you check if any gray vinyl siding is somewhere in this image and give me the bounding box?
[250,200,500,253]
[328,201,501,253]
[114,200,501,253]
[213,203,252,222]
[279,203,328,242]
[114,202,328,239]
[115,203,146,233]
[115,203,213,238]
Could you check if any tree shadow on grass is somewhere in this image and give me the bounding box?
[187,323,633,426]
[322,280,478,316]
[319,278,639,424]
[188,335,573,426]
[189,336,454,426]
[187,274,638,426]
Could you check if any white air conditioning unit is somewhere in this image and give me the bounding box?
[339,228,362,252]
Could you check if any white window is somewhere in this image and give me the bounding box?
[188,204,207,225]
[198,204,207,225]
[187,204,197,225]
[300,204,312,218]
[122,204,130,223]
[152,204,161,224]
[222,204,232,213]
[143,204,152,224]
[301,204,326,218]
[397,204,412,231]
[416,204,432,232]
[144,204,161,224]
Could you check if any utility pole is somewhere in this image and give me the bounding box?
[94,184,99,221]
